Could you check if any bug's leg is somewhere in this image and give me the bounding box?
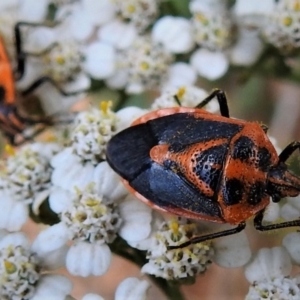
[254,209,300,232]
[167,222,246,250]
[195,88,230,118]
[278,141,300,163]
[14,21,59,80]
[21,76,87,97]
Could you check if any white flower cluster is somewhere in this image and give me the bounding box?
[2,0,297,112]
[142,218,214,280]
[71,103,118,164]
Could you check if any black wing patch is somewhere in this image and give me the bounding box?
[149,113,243,148]
[106,123,157,181]
[130,163,223,219]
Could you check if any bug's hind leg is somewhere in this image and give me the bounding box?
[195,89,230,118]
[167,222,246,250]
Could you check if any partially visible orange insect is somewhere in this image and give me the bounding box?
[0,22,84,146]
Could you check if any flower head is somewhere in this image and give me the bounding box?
[141,218,214,280]
[262,0,300,53]
[71,102,118,164]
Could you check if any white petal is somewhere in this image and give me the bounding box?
[281,196,300,221]
[262,201,280,223]
[83,42,116,79]
[32,274,72,299]
[19,0,48,21]
[0,197,28,231]
[105,69,129,89]
[230,29,263,66]
[39,245,69,270]
[116,106,148,131]
[68,9,94,41]
[118,194,152,242]
[213,231,251,268]
[115,277,150,300]
[163,62,197,91]
[51,148,76,168]
[82,294,105,300]
[152,16,194,54]
[66,241,111,276]
[190,49,228,80]
[126,82,145,94]
[93,162,128,202]
[52,159,95,192]
[82,0,116,26]
[63,72,91,92]
[189,0,226,14]
[245,247,292,283]
[98,20,137,50]
[282,232,300,265]
[32,222,69,255]
[0,232,29,249]
[49,187,74,214]
[233,0,275,18]
[25,27,56,53]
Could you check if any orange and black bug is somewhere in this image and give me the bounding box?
[106,89,300,249]
[0,22,84,146]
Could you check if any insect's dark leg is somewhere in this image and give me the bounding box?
[14,21,58,80]
[195,88,230,118]
[167,222,246,250]
[254,209,300,232]
[278,141,300,163]
[21,76,86,97]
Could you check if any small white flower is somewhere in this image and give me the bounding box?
[230,28,264,66]
[115,277,150,300]
[84,42,116,79]
[141,218,214,280]
[190,4,232,51]
[282,232,300,265]
[98,19,138,50]
[118,194,153,243]
[152,16,194,54]
[115,106,149,131]
[61,183,122,244]
[0,231,71,299]
[0,143,60,231]
[190,48,229,80]
[212,230,251,268]
[51,147,95,192]
[151,86,213,112]
[82,294,105,300]
[113,0,159,32]
[280,195,300,221]
[245,275,300,300]
[37,183,120,277]
[71,103,118,164]
[233,0,275,28]
[245,247,300,300]
[110,35,174,93]
[262,0,300,52]
[162,62,197,91]
[245,247,292,283]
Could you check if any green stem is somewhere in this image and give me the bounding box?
[110,237,186,300]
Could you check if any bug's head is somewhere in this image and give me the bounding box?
[267,162,300,202]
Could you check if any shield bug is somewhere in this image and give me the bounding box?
[106,89,300,249]
[0,21,85,146]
